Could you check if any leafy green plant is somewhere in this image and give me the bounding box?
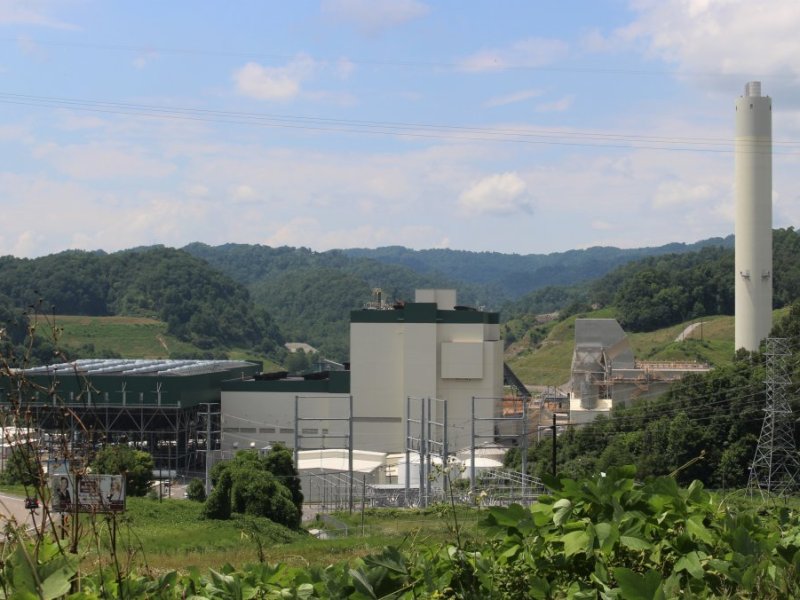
[186,478,207,502]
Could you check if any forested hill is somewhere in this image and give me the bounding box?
[504,227,800,334]
[181,242,490,359]
[0,247,283,356]
[343,236,734,299]
[4,230,797,366]
[181,242,486,302]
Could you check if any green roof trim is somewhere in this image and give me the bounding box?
[222,371,351,394]
[350,303,500,325]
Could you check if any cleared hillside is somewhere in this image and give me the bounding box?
[39,315,281,369]
[505,310,787,387]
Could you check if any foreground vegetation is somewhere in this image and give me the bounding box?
[4,469,800,598]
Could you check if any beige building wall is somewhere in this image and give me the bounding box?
[350,290,502,453]
[223,289,504,456]
[222,391,350,451]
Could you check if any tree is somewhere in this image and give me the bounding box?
[1,443,41,486]
[231,470,299,529]
[208,448,302,528]
[203,470,232,519]
[285,349,311,373]
[262,443,303,513]
[91,445,154,496]
[186,478,206,502]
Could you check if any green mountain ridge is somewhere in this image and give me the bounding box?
[3,230,800,369]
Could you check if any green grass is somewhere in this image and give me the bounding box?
[113,500,484,571]
[34,315,282,370]
[0,486,479,572]
[42,315,194,358]
[111,498,302,570]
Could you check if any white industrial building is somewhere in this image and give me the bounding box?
[221,289,504,458]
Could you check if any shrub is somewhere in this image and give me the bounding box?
[186,478,206,502]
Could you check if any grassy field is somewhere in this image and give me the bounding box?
[37,315,282,370]
[0,489,483,573]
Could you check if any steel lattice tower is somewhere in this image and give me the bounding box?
[747,338,800,498]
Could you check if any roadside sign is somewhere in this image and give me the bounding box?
[50,474,125,513]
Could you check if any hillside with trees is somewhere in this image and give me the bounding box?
[344,236,734,299]
[183,236,741,360]
[0,247,283,362]
[3,229,800,368]
[508,300,800,489]
[182,242,490,359]
[505,227,800,335]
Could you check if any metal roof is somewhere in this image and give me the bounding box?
[22,358,257,377]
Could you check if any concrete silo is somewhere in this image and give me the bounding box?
[735,81,772,351]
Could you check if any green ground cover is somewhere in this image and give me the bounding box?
[0,486,483,573]
[36,315,281,369]
[6,473,800,598]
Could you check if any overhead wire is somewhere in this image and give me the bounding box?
[0,36,785,80]
[0,91,798,155]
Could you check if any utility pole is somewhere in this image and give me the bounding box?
[200,403,217,497]
[551,413,557,477]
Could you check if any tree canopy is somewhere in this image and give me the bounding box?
[0,247,284,357]
[90,445,154,497]
[206,445,302,529]
[508,298,800,487]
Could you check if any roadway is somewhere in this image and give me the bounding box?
[0,492,41,535]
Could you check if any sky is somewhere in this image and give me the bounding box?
[1,0,800,258]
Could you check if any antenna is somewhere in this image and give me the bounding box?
[747,338,800,498]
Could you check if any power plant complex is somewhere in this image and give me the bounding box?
[0,82,781,504]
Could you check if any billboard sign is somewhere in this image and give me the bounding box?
[50,474,125,513]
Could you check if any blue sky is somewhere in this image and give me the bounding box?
[1,0,799,258]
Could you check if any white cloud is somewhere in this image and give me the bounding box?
[55,111,108,131]
[16,35,48,59]
[485,89,543,108]
[321,0,429,35]
[536,94,575,113]
[460,38,569,72]
[0,2,77,28]
[336,57,355,79]
[233,55,318,101]
[32,142,176,181]
[458,172,534,217]
[652,180,716,208]
[133,49,159,70]
[591,220,613,231]
[265,217,443,249]
[186,183,209,198]
[230,184,256,202]
[615,0,800,98]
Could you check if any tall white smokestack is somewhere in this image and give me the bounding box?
[735,81,772,351]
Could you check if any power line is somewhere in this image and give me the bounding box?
[0,36,766,79]
[1,91,799,155]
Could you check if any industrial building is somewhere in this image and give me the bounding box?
[221,289,505,457]
[0,359,260,473]
[569,318,711,424]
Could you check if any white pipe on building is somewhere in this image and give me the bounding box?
[735,81,772,351]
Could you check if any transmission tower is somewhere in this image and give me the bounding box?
[747,338,800,498]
